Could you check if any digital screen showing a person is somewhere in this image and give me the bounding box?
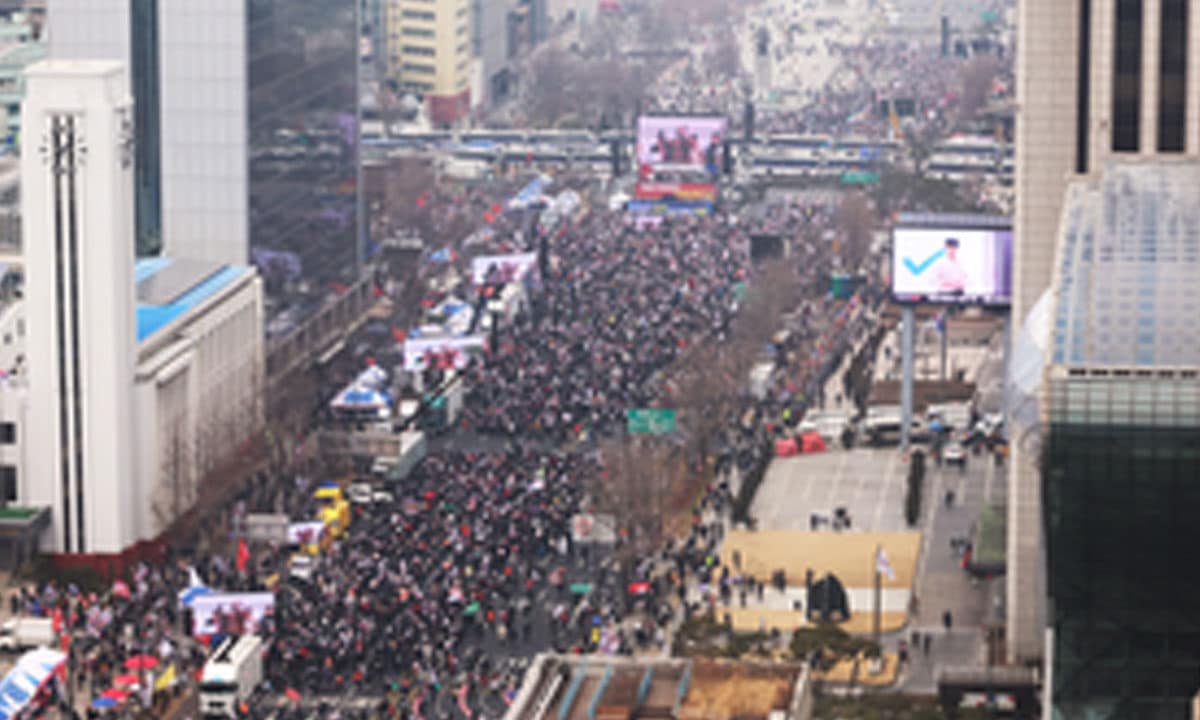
[704,131,722,175]
[933,237,968,294]
[674,127,697,163]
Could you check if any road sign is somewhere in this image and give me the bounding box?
[244,514,289,543]
[840,171,880,185]
[627,408,677,435]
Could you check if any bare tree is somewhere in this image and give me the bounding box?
[705,30,743,80]
[836,192,875,272]
[959,55,1001,122]
[151,416,192,534]
[670,260,795,489]
[526,47,576,126]
[594,438,674,559]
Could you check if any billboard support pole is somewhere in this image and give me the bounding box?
[940,320,948,381]
[901,306,915,450]
[1001,310,1012,430]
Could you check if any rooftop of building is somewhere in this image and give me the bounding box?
[136,257,253,343]
[1050,161,1200,369]
[0,40,44,73]
[508,654,804,720]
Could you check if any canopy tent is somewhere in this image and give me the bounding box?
[330,385,392,411]
[429,296,474,337]
[507,174,553,211]
[0,648,66,720]
[352,364,388,390]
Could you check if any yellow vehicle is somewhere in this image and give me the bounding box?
[314,483,351,538]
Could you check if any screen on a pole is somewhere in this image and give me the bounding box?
[636,115,727,175]
[891,226,1012,306]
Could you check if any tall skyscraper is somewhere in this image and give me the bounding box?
[1011,0,1200,666]
[49,0,361,322]
[22,60,137,554]
[386,0,472,125]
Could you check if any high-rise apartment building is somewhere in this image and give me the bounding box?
[48,0,361,324]
[386,0,472,125]
[1011,0,1200,668]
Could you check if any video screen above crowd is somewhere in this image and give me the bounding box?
[891,225,1012,306]
[636,115,727,176]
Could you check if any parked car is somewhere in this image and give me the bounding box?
[943,442,967,466]
[289,554,316,582]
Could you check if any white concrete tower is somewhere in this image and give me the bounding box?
[21,60,137,554]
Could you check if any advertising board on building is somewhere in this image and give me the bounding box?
[891,226,1012,306]
[633,182,718,202]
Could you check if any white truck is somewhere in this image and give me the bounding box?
[199,635,263,718]
[371,430,427,482]
[0,617,55,651]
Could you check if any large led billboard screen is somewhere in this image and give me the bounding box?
[891,227,1011,305]
[636,116,727,175]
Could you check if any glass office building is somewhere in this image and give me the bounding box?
[247,0,361,312]
[51,0,362,324]
[1043,164,1200,719]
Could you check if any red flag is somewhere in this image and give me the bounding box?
[416,193,427,209]
[490,202,503,215]
[285,687,301,704]
[236,538,249,574]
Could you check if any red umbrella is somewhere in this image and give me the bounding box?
[123,655,158,671]
[113,674,140,687]
[100,688,129,701]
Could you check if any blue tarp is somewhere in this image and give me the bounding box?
[177,585,212,608]
[0,648,65,720]
[509,174,553,209]
[332,385,392,409]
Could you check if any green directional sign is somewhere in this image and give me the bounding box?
[627,408,677,435]
[840,171,881,185]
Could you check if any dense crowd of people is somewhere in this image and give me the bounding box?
[465,211,750,442]
[0,1,1019,718]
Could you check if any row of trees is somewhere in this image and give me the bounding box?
[524,48,658,129]
[592,260,798,559]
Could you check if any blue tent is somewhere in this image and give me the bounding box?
[0,648,66,720]
[333,386,392,409]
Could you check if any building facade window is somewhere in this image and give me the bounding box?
[1112,0,1144,152]
[402,44,435,56]
[0,465,14,502]
[402,26,434,37]
[131,0,162,256]
[402,63,435,74]
[401,9,435,21]
[247,0,360,307]
[1157,0,1187,152]
[0,423,14,444]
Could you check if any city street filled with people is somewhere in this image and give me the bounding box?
[0,1,1018,719]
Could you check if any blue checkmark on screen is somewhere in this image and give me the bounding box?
[903,248,945,276]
